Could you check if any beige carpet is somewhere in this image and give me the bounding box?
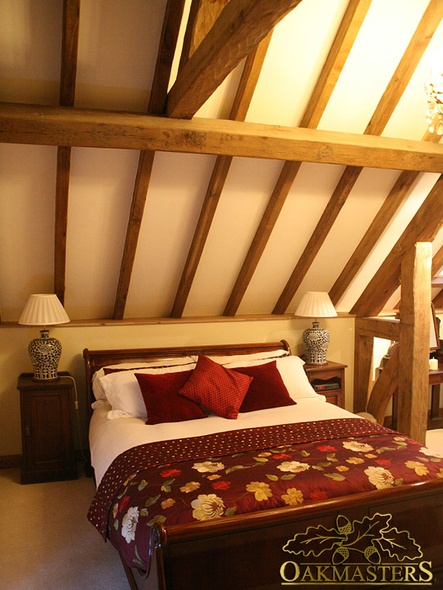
[0,465,129,589]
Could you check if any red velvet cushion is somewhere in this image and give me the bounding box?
[178,356,253,419]
[135,371,207,425]
[234,361,296,412]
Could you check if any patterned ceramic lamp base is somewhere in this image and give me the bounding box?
[302,322,330,364]
[28,330,62,380]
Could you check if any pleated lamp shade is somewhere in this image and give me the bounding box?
[295,292,337,319]
[19,294,70,380]
[295,292,337,364]
[19,294,70,326]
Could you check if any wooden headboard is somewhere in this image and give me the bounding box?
[83,340,291,416]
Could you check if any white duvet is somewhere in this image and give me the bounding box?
[90,398,358,486]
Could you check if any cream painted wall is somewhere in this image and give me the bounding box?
[0,317,354,457]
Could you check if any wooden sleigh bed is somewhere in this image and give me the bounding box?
[84,340,443,590]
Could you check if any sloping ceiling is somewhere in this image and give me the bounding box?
[1,0,443,323]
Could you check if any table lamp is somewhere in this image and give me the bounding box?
[295,291,337,364]
[19,294,70,380]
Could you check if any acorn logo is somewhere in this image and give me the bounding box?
[280,513,433,586]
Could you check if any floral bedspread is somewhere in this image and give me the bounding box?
[88,418,443,570]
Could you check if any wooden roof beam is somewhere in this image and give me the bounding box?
[330,168,421,307]
[274,0,443,314]
[431,244,443,308]
[147,0,187,117]
[166,0,302,119]
[301,0,372,129]
[113,0,186,320]
[432,243,443,277]
[365,0,443,134]
[330,0,443,305]
[170,33,273,318]
[273,165,362,314]
[180,0,230,69]
[54,0,80,305]
[4,102,443,171]
[350,175,443,318]
[224,0,371,316]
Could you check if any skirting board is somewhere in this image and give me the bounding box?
[0,454,22,469]
[0,453,90,471]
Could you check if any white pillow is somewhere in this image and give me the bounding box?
[276,356,326,401]
[224,355,325,402]
[98,362,196,419]
[91,357,194,400]
[205,348,289,366]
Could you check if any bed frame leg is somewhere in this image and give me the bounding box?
[119,553,140,590]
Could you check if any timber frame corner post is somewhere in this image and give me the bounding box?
[353,315,400,418]
[353,321,375,415]
[353,242,432,443]
[397,242,432,443]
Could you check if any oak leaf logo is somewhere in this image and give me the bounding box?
[283,513,423,565]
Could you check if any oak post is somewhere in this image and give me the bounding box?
[397,242,432,442]
[353,320,374,413]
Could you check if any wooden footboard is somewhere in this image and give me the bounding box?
[128,479,443,590]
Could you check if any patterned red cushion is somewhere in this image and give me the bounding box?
[234,361,296,412]
[178,356,252,419]
[135,371,207,425]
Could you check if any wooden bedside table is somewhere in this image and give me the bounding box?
[303,361,347,408]
[17,372,77,484]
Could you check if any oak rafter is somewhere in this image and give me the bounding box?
[223,0,371,316]
[169,33,274,318]
[113,0,187,320]
[351,175,443,318]
[274,0,443,314]
[54,0,81,305]
[166,0,303,118]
